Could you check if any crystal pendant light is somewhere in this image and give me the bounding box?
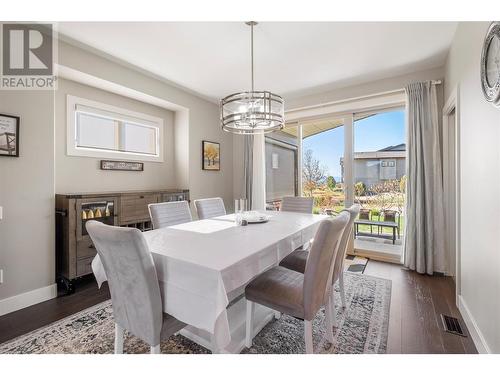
[220,22,285,134]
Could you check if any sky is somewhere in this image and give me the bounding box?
[302,110,405,179]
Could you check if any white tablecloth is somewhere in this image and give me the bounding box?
[91,210,326,348]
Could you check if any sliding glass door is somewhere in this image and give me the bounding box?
[265,106,406,262]
[352,109,406,261]
[300,118,345,214]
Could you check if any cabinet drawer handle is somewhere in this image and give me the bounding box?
[88,244,95,249]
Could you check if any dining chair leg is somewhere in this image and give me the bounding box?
[330,289,338,328]
[114,323,124,354]
[150,345,161,354]
[245,300,255,348]
[339,271,346,309]
[324,297,335,344]
[304,320,313,354]
[210,334,220,354]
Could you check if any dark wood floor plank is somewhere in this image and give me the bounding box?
[440,276,478,354]
[414,273,445,353]
[400,270,429,353]
[425,276,466,354]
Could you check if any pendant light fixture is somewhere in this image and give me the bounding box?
[220,22,285,134]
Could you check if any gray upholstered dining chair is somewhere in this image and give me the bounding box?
[148,201,192,229]
[280,196,314,214]
[244,212,349,354]
[194,197,226,220]
[86,221,186,354]
[279,204,361,327]
[280,196,315,259]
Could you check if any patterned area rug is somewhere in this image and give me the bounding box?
[0,273,391,354]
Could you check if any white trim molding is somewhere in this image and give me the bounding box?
[458,295,491,353]
[0,283,57,316]
[285,89,405,123]
[442,85,461,303]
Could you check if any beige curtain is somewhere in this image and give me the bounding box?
[404,81,445,275]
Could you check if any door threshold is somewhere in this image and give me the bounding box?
[349,248,402,264]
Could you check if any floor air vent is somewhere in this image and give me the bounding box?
[440,314,467,337]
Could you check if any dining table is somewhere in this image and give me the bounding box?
[91,210,327,353]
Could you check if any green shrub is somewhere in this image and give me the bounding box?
[326,176,336,191]
[355,181,366,197]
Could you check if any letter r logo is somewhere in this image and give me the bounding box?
[2,24,53,75]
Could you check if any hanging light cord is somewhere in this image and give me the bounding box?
[246,21,257,92]
[251,22,254,91]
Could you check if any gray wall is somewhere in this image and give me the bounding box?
[0,90,55,300]
[444,21,500,353]
[55,78,176,193]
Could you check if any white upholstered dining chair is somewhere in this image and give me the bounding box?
[245,212,349,353]
[279,204,361,327]
[194,197,226,220]
[148,201,192,229]
[86,220,186,354]
[280,196,314,214]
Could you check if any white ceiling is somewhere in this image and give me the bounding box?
[58,22,457,102]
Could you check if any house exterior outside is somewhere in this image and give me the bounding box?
[341,143,406,187]
[265,131,298,202]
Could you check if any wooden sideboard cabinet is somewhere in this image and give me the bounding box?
[55,189,189,293]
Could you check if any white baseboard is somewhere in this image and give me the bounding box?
[458,294,491,354]
[0,284,57,316]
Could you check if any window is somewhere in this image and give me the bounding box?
[67,95,164,162]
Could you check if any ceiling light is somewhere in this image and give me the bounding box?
[220,22,285,135]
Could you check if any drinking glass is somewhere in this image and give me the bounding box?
[234,199,243,226]
[239,198,248,214]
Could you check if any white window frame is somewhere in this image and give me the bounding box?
[67,95,164,162]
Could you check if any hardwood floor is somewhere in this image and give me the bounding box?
[0,276,110,345]
[364,260,477,353]
[0,261,477,353]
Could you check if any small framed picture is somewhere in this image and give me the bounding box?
[0,114,20,157]
[202,141,220,171]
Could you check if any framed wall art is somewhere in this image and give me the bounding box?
[202,141,220,171]
[0,114,20,157]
